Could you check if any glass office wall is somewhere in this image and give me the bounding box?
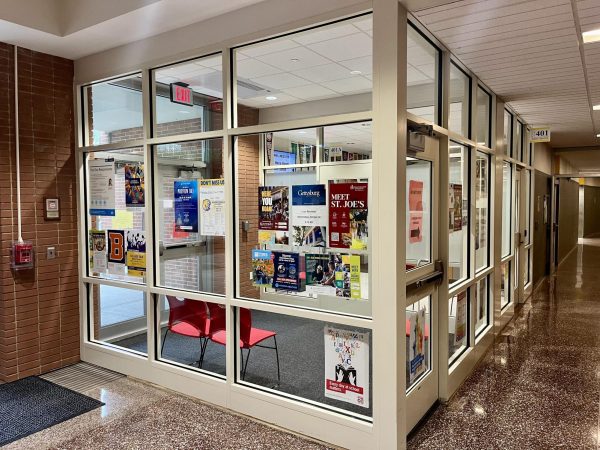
[448,143,469,286]
[449,63,470,138]
[502,162,512,258]
[503,110,512,157]
[476,87,491,147]
[475,152,490,271]
[407,24,440,124]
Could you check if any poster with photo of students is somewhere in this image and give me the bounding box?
[124,163,144,207]
[259,186,289,231]
[252,249,274,287]
[272,251,302,291]
[126,230,146,278]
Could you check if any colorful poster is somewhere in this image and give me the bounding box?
[258,230,275,245]
[291,184,327,227]
[88,230,107,273]
[259,186,289,231]
[328,182,368,250]
[292,226,326,247]
[409,212,423,244]
[305,254,330,286]
[454,291,467,344]
[89,159,115,216]
[124,163,144,207]
[174,180,199,232]
[107,229,126,274]
[199,179,226,236]
[408,307,427,383]
[126,231,146,278]
[409,180,424,211]
[334,255,361,299]
[324,326,369,408]
[272,252,302,291]
[449,184,463,231]
[252,249,274,287]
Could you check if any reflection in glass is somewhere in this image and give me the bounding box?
[323,122,372,161]
[406,296,431,391]
[449,290,468,363]
[90,285,147,355]
[476,86,491,147]
[503,110,512,157]
[475,277,489,335]
[154,139,225,294]
[407,24,440,124]
[501,261,511,308]
[449,63,470,137]
[475,152,489,271]
[502,163,512,258]
[406,157,432,271]
[84,74,143,146]
[449,143,469,286]
[516,121,523,161]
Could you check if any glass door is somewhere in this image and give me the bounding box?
[405,133,440,432]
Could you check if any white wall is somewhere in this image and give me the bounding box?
[533,141,552,175]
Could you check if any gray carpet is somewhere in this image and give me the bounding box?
[115,310,373,418]
[0,376,104,446]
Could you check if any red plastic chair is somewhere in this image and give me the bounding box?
[198,302,226,368]
[209,308,280,382]
[162,296,208,366]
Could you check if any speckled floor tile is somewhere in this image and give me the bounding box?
[408,240,600,450]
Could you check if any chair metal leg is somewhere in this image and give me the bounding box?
[161,329,169,355]
[199,338,209,368]
[240,348,244,380]
[242,348,251,380]
[273,336,281,383]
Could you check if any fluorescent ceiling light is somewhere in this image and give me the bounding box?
[265,96,277,101]
[583,29,600,43]
[593,104,600,111]
[596,133,600,138]
[350,70,362,75]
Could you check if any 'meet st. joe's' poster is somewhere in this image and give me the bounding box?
[324,326,369,408]
[328,182,368,250]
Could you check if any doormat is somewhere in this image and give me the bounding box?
[0,376,104,446]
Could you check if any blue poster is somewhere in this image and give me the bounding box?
[174,180,198,232]
[272,252,302,291]
[291,184,327,227]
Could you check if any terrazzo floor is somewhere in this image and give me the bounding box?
[408,238,600,449]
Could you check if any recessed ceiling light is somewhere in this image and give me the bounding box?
[597,133,600,138]
[346,142,355,145]
[594,104,600,111]
[291,58,300,62]
[297,131,306,134]
[583,29,600,43]
[265,95,277,101]
[350,70,362,75]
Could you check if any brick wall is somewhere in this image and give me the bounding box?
[0,43,78,382]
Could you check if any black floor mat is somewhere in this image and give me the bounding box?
[0,376,104,446]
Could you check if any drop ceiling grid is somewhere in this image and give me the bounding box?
[413,0,596,147]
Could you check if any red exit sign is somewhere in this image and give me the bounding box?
[170,83,193,106]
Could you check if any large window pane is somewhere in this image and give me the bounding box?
[86,148,147,284]
[235,126,372,317]
[236,308,372,419]
[406,295,431,390]
[153,54,223,137]
[84,74,143,146]
[474,276,489,335]
[525,170,531,245]
[516,121,523,161]
[234,14,372,126]
[407,24,440,124]
[502,162,512,258]
[322,122,372,162]
[475,152,490,271]
[449,143,469,286]
[90,284,147,355]
[501,261,511,308]
[476,86,491,147]
[154,138,225,294]
[158,295,226,377]
[503,110,512,157]
[449,63,470,138]
[449,289,468,363]
[406,157,432,271]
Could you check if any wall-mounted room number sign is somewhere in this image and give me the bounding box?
[531,127,551,143]
[170,83,193,106]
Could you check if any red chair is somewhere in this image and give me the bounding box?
[198,302,226,368]
[162,296,208,366]
[209,308,280,382]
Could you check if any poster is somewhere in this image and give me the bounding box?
[272,252,302,291]
[408,307,427,383]
[334,255,361,299]
[291,184,327,227]
[252,249,274,287]
[112,210,133,229]
[305,254,330,286]
[259,186,289,231]
[292,226,325,247]
[454,291,467,344]
[124,164,144,207]
[328,182,368,250]
[107,229,126,274]
[88,230,107,273]
[324,326,369,408]
[89,159,115,216]
[126,231,146,278]
[174,180,198,233]
[409,212,423,244]
[449,183,463,231]
[409,180,424,211]
[199,179,226,236]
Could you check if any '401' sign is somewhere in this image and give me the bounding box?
[531,127,550,143]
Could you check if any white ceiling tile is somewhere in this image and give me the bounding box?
[251,72,312,90]
[307,33,372,62]
[281,84,338,100]
[256,46,331,71]
[293,62,355,83]
[236,58,282,79]
[237,38,301,58]
[292,23,359,45]
[339,55,372,75]
[322,77,372,94]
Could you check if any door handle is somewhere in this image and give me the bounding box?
[406,260,444,293]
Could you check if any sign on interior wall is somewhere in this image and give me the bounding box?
[170,82,193,106]
[199,179,226,236]
[531,127,551,143]
[174,180,199,233]
[89,159,115,216]
[124,164,145,207]
[126,230,146,278]
[258,186,289,231]
[328,182,368,250]
[324,326,370,408]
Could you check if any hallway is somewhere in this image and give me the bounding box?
[408,239,600,449]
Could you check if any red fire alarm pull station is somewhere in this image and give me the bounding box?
[11,241,34,270]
